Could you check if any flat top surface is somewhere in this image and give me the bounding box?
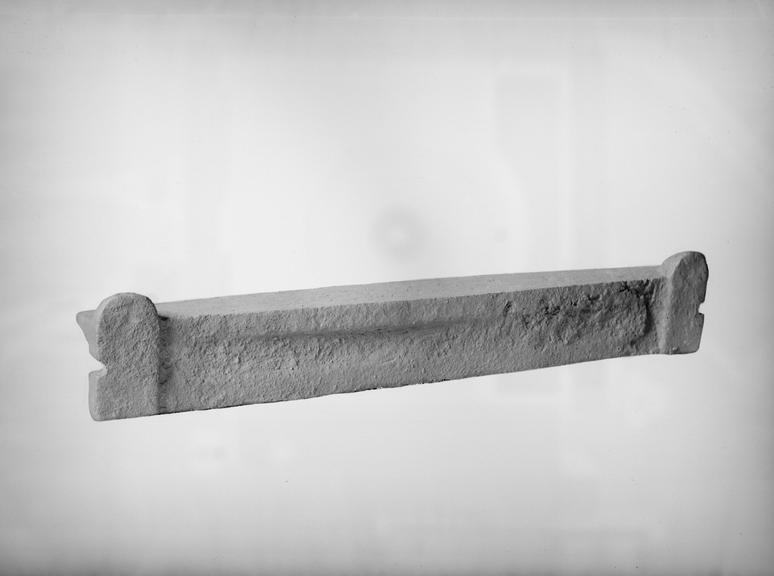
[154,265,662,317]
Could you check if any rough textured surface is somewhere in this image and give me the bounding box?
[77,293,160,420]
[77,252,708,420]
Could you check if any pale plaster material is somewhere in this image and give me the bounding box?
[77,252,708,420]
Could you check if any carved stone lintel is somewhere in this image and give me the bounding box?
[76,252,708,420]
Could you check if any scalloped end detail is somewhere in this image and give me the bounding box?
[82,293,161,420]
[658,252,709,354]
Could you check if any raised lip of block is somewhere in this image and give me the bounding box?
[77,293,161,420]
[76,251,708,420]
[658,251,709,354]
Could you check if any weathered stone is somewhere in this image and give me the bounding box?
[76,252,708,420]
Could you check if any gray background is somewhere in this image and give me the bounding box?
[1,1,772,574]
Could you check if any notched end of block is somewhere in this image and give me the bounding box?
[658,251,709,354]
[77,293,162,421]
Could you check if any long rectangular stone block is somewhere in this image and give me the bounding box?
[76,252,708,420]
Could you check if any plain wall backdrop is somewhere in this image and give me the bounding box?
[1,1,773,574]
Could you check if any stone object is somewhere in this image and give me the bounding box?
[76,252,708,420]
